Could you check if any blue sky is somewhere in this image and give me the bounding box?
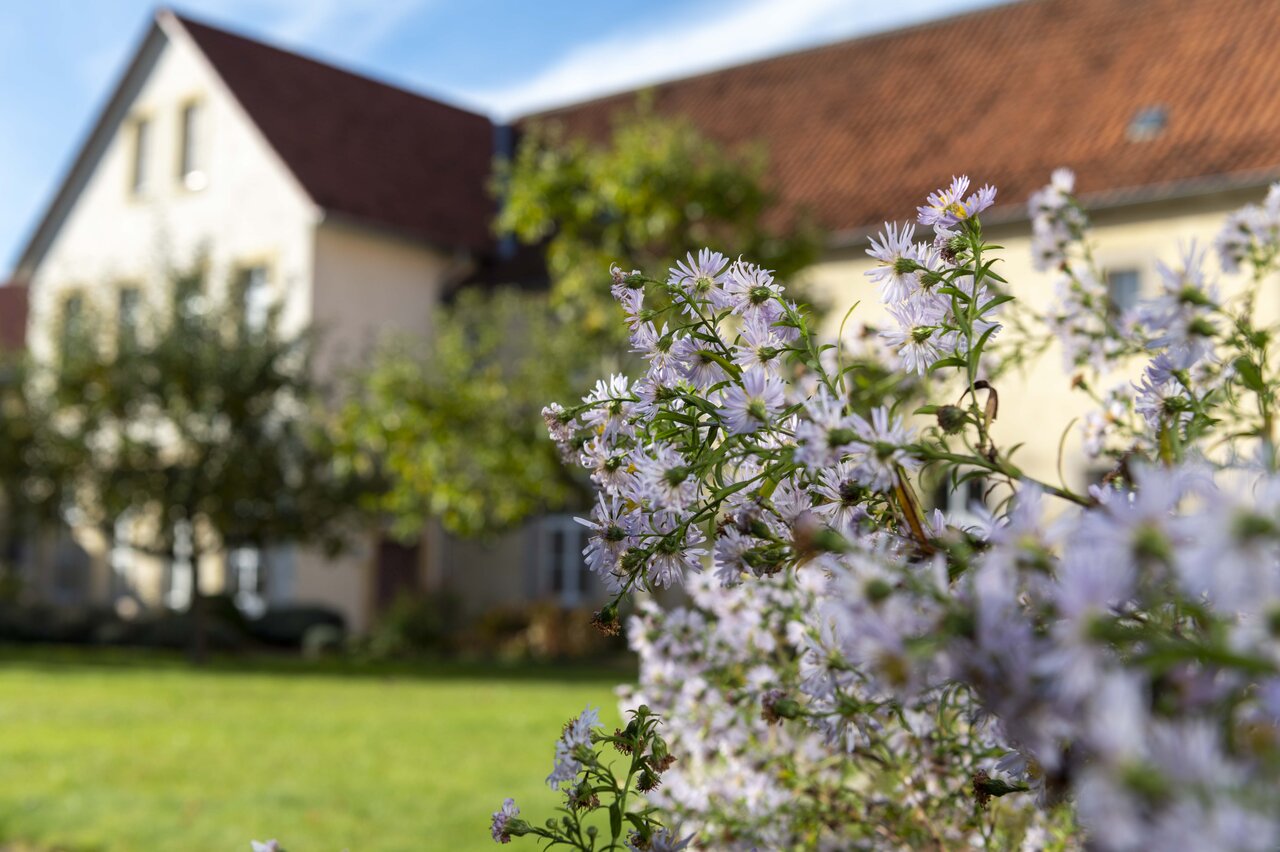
[0,0,1005,273]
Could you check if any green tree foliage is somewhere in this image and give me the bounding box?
[0,353,84,595]
[336,288,580,539]
[51,271,371,660]
[343,104,822,538]
[498,102,821,339]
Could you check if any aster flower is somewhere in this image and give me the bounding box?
[880,295,951,375]
[576,494,636,590]
[722,260,783,321]
[547,706,600,789]
[633,442,700,511]
[1132,371,1192,431]
[628,828,695,851]
[1131,242,1220,365]
[848,406,919,492]
[712,526,754,586]
[490,798,523,844]
[794,390,859,469]
[917,175,997,230]
[668,249,729,315]
[865,221,922,304]
[1028,169,1088,272]
[250,842,280,852]
[632,321,695,383]
[812,460,870,535]
[643,511,707,587]
[581,374,635,439]
[541,403,575,457]
[732,312,787,373]
[1214,182,1280,274]
[681,347,730,391]
[719,367,786,435]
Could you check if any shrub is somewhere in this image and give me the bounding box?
[490,174,1280,849]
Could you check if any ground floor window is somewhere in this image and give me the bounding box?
[163,519,194,610]
[534,514,592,608]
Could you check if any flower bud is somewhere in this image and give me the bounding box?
[761,689,801,724]
[592,603,621,637]
[972,770,1029,810]
[936,404,967,434]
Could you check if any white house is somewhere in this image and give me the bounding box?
[10,10,505,633]
[13,0,1280,631]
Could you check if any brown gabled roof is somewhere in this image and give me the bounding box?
[526,0,1280,240]
[171,11,496,251]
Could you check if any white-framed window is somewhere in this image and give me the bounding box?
[109,511,135,599]
[933,477,987,526]
[118,286,141,344]
[129,117,150,195]
[227,543,295,617]
[164,519,194,610]
[60,293,85,354]
[227,546,265,617]
[535,514,592,607]
[1105,268,1141,318]
[178,101,207,190]
[239,265,271,333]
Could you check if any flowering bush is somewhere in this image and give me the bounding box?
[489,172,1280,850]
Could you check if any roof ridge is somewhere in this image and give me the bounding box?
[162,6,490,122]
[521,0,1029,121]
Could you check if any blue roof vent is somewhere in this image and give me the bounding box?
[1127,105,1168,142]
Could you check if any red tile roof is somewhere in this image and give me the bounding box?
[172,12,496,251]
[0,284,29,352]
[527,0,1280,240]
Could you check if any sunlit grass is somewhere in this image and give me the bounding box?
[0,646,628,851]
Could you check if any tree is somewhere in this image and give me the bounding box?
[341,104,822,538]
[0,352,86,597]
[52,271,372,661]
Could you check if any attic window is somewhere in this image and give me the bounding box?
[1127,105,1168,142]
[129,117,150,194]
[178,101,207,190]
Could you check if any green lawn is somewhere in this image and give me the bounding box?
[0,647,628,851]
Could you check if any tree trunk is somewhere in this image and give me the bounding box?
[189,543,208,665]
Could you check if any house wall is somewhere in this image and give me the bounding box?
[310,220,460,381]
[22,29,320,613]
[27,28,317,358]
[304,221,465,633]
[804,186,1271,497]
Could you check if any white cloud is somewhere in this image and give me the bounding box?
[466,0,1001,118]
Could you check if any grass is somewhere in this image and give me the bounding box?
[0,646,630,851]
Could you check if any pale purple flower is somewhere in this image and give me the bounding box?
[490,798,521,844]
[812,460,870,535]
[682,350,729,392]
[865,221,921,304]
[581,373,634,438]
[917,175,997,230]
[633,442,700,511]
[632,321,694,383]
[722,260,783,321]
[712,526,754,586]
[644,511,706,587]
[732,312,787,373]
[794,390,859,469]
[719,367,786,434]
[576,494,636,590]
[848,406,919,492]
[880,296,951,375]
[668,248,729,315]
[547,706,599,789]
